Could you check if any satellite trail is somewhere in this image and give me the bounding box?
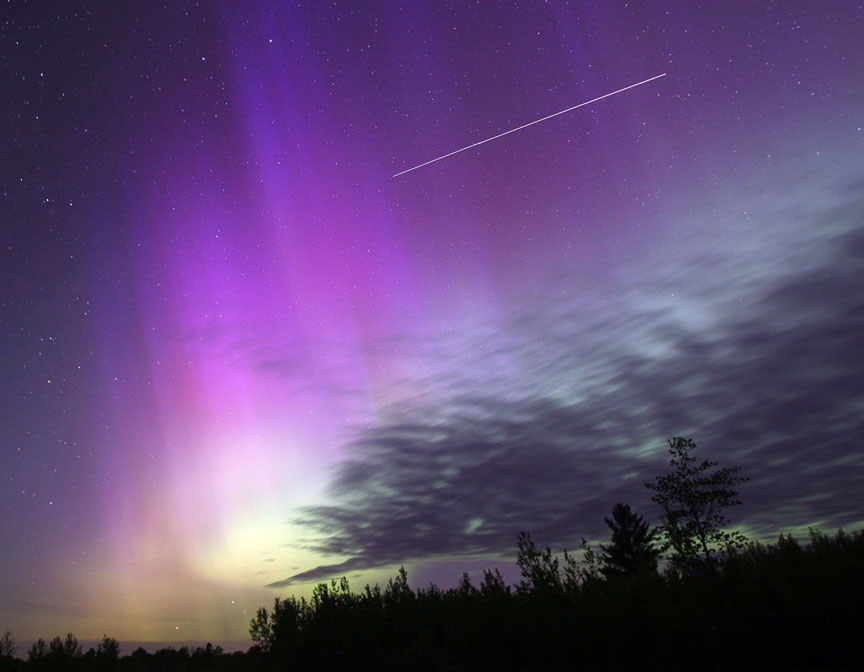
[392,72,666,178]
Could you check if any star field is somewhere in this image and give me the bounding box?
[1,0,863,644]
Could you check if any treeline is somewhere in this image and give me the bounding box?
[2,530,861,671]
[2,438,861,670]
[0,638,261,672]
[247,529,864,671]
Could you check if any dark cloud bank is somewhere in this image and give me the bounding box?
[270,174,864,587]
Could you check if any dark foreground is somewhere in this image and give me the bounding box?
[2,529,861,672]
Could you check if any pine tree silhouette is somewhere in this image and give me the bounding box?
[600,503,660,577]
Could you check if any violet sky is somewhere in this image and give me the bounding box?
[2,0,863,644]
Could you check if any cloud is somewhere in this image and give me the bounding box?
[266,557,377,588]
[267,172,864,587]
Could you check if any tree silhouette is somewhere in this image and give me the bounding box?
[600,503,660,578]
[645,436,749,572]
[0,631,14,659]
[28,639,48,662]
[50,633,82,659]
[515,531,562,593]
[94,636,119,671]
[249,605,276,653]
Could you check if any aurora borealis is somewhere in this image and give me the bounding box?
[2,0,863,646]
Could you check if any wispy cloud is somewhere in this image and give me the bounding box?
[267,173,864,586]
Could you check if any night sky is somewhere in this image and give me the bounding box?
[2,0,863,645]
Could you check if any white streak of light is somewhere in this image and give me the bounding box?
[392,72,667,178]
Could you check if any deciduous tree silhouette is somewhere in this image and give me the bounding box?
[515,531,562,593]
[94,636,119,671]
[645,436,749,573]
[50,633,82,659]
[249,605,275,653]
[0,631,14,659]
[27,638,49,662]
[600,503,660,578]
